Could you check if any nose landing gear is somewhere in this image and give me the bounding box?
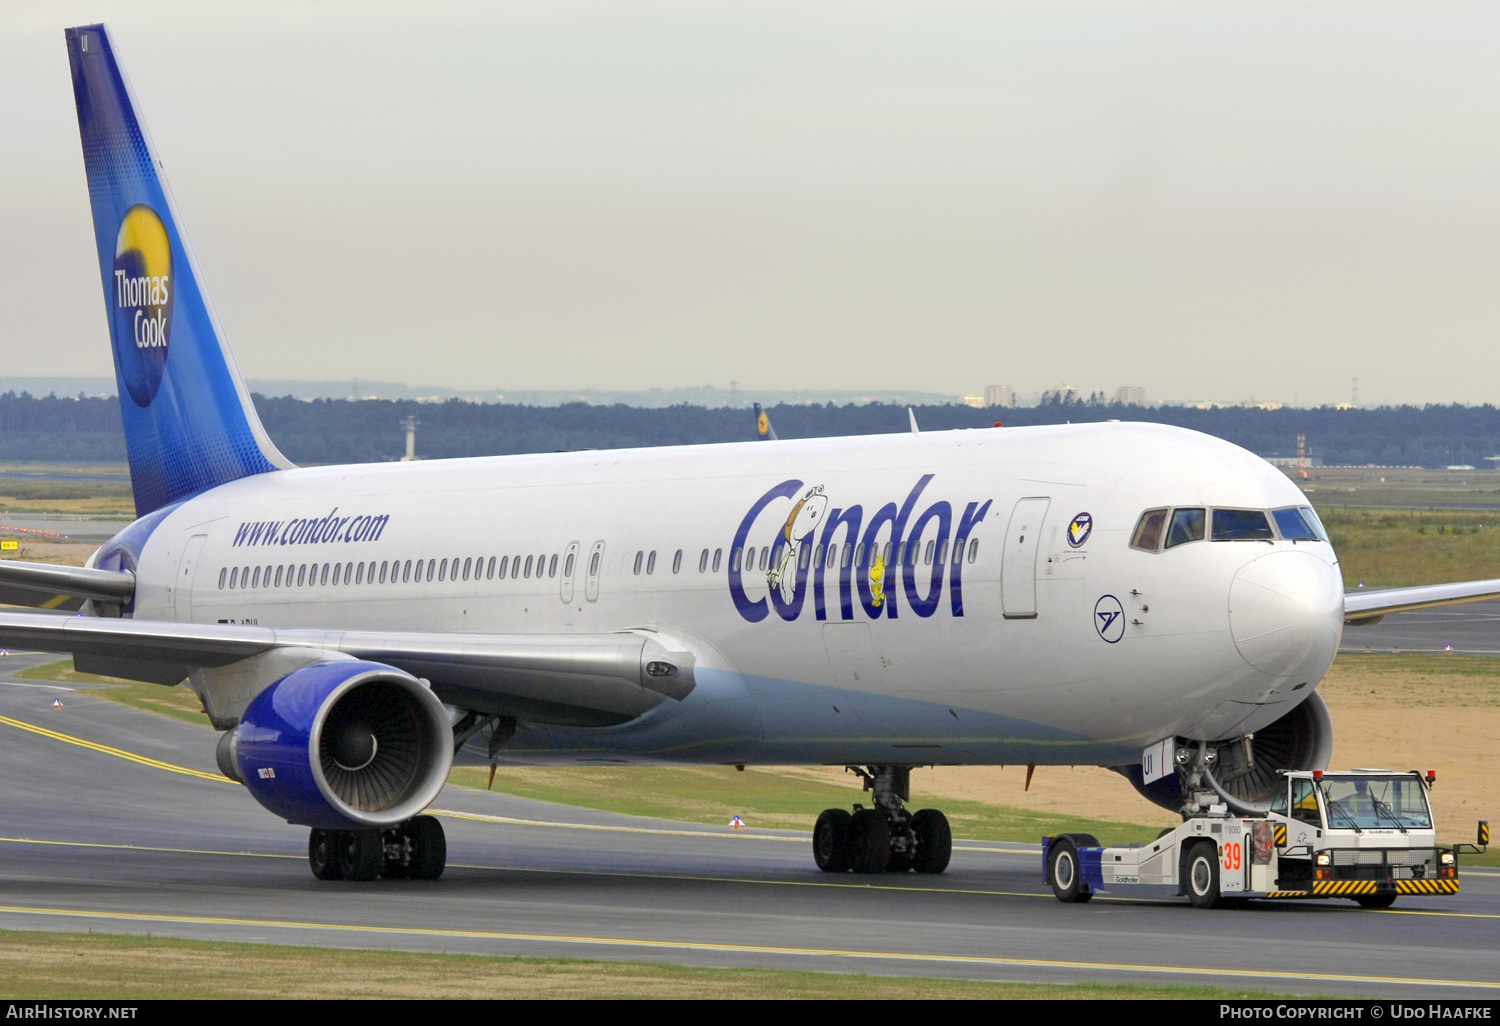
[307,814,447,881]
[813,766,952,875]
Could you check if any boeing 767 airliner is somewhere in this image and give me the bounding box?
[1,24,1492,882]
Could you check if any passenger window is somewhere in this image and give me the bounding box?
[647,551,657,575]
[299,564,308,586]
[1212,508,1273,541]
[699,549,709,573]
[354,563,363,585]
[218,567,227,589]
[565,552,576,577]
[799,544,811,570]
[882,542,892,567]
[320,563,331,586]
[487,556,496,579]
[499,556,509,579]
[463,557,472,580]
[272,566,282,587]
[523,555,533,578]
[511,555,521,579]
[548,554,558,577]
[761,546,770,571]
[842,544,853,569]
[937,540,948,565]
[712,548,722,572]
[589,552,600,576]
[402,559,412,583]
[968,538,978,563]
[1165,508,1206,549]
[379,561,388,584]
[1272,507,1320,541]
[1131,509,1168,551]
[439,559,448,582]
[924,540,934,565]
[672,549,682,574]
[229,567,238,589]
[1291,779,1321,826]
[634,551,644,575]
[854,543,866,567]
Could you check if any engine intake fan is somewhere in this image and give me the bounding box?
[231,659,453,829]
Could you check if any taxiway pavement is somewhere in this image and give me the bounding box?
[1341,598,1500,655]
[0,652,1496,998]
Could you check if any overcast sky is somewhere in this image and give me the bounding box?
[3,1,1498,405]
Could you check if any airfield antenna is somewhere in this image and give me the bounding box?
[1296,432,1310,480]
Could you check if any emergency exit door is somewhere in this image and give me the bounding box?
[1001,498,1050,618]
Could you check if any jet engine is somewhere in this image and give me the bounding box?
[1117,691,1334,814]
[219,660,453,829]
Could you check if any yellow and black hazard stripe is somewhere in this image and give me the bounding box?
[1312,879,1378,896]
[1273,824,1287,847]
[1264,890,1309,899]
[1395,879,1459,895]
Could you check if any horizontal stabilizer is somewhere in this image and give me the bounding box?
[0,560,135,610]
[0,612,695,723]
[1344,578,1500,625]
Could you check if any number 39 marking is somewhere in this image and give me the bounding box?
[1221,842,1242,871]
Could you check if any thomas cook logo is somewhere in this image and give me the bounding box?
[1067,512,1093,548]
[111,204,173,406]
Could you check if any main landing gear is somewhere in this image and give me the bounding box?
[813,766,952,875]
[308,814,447,881]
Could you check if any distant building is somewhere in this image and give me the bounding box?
[984,385,1016,408]
[1115,386,1146,407]
[960,395,986,409]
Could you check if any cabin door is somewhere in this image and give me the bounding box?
[171,535,207,621]
[1001,497,1050,619]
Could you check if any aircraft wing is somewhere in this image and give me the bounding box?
[1344,578,1500,625]
[0,610,696,723]
[0,559,134,611]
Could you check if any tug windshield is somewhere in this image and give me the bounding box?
[1319,776,1432,830]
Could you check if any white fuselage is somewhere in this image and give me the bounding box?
[122,422,1345,767]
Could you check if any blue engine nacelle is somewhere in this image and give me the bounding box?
[224,660,453,829]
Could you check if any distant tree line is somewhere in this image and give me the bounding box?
[1,390,1498,468]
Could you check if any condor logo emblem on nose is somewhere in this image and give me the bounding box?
[1094,594,1125,643]
[1067,512,1093,548]
[111,204,174,407]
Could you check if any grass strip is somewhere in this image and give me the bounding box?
[0,928,1299,1000]
[16,660,211,728]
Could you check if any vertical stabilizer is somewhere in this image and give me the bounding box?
[65,24,292,516]
[753,403,778,441]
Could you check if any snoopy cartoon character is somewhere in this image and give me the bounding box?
[766,485,828,602]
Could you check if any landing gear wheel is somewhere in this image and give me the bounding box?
[813,809,852,873]
[885,851,914,873]
[407,815,447,880]
[308,828,343,881]
[911,809,952,874]
[1355,892,1397,909]
[1185,841,1221,909]
[337,828,384,881]
[848,808,891,874]
[1048,837,1091,903]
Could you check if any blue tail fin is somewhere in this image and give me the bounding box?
[753,403,777,441]
[65,25,291,517]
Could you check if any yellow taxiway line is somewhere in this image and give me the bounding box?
[0,714,233,785]
[0,901,1494,990]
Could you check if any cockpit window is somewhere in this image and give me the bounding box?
[1130,508,1168,551]
[1272,506,1321,541]
[1212,508,1273,541]
[1300,505,1330,542]
[1164,508,1205,549]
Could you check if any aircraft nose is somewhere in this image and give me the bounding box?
[1229,550,1343,677]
